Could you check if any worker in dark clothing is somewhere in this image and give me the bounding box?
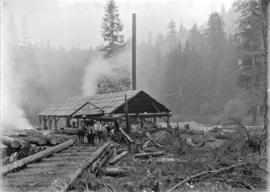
[87,127,95,145]
[78,122,87,143]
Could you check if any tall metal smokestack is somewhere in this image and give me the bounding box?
[132,13,136,90]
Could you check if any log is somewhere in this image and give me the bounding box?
[27,161,78,168]
[2,136,23,149]
[109,151,128,165]
[56,127,79,135]
[119,127,134,143]
[166,162,247,192]
[155,157,187,163]
[40,130,58,145]
[100,167,128,177]
[27,130,58,146]
[55,134,79,144]
[99,149,113,168]
[41,156,88,162]
[134,151,165,158]
[1,139,75,175]
[63,142,112,192]
[26,135,47,146]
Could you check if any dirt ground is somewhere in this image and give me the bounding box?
[69,123,268,192]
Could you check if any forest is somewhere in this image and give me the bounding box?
[3,0,267,127]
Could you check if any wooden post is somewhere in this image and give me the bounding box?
[43,117,47,130]
[124,94,130,134]
[132,13,136,90]
[140,117,144,129]
[66,117,71,127]
[54,116,59,131]
[48,116,52,130]
[166,116,170,128]
[38,116,42,129]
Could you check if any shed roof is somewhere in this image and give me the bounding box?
[39,90,170,117]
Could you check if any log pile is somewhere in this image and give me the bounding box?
[1,129,76,167]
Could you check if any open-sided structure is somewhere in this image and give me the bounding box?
[38,90,171,130]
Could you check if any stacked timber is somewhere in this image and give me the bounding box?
[1,129,71,166]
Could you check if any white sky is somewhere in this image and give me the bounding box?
[3,0,235,48]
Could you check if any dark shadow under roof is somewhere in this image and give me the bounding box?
[39,90,170,117]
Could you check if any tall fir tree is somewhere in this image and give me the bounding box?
[205,12,226,101]
[234,0,265,124]
[101,0,125,58]
[167,19,177,39]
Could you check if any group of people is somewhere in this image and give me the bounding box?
[77,119,119,145]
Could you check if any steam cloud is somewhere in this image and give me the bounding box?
[82,50,131,96]
[82,57,112,96]
[1,44,34,131]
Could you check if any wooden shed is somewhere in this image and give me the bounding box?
[38,90,171,130]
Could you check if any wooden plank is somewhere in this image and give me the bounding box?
[54,151,91,156]
[6,169,74,177]
[41,156,87,161]
[26,162,78,168]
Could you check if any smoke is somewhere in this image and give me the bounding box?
[82,57,112,96]
[82,49,132,96]
[1,44,34,131]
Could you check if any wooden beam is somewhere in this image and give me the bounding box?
[50,116,54,130]
[43,117,47,130]
[124,94,130,134]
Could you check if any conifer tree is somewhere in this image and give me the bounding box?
[101,0,125,58]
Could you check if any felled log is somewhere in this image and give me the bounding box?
[166,162,248,192]
[63,142,112,192]
[109,151,128,165]
[99,148,113,168]
[100,167,128,177]
[56,127,79,135]
[119,127,134,143]
[155,157,187,163]
[26,130,58,146]
[134,151,165,158]
[1,139,75,175]
[26,134,47,146]
[2,136,23,149]
[56,134,79,144]
[39,130,58,145]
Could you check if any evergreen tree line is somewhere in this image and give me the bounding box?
[5,0,266,125]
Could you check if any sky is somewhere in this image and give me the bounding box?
[3,0,235,49]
